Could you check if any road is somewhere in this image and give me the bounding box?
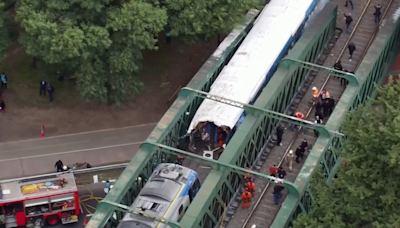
[0,123,157,180]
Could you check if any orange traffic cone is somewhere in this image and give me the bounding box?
[40,125,45,138]
[83,217,88,226]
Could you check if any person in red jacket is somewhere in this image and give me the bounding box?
[241,188,251,209]
[246,180,256,197]
[269,164,278,177]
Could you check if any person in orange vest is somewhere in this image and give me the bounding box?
[241,188,251,209]
[246,180,256,197]
[312,86,319,103]
[289,112,306,133]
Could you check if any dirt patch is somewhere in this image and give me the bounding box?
[0,37,220,142]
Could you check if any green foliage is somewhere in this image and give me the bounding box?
[0,3,10,62]
[16,0,167,104]
[294,76,400,228]
[15,0,259,104]
[162,0,261,38]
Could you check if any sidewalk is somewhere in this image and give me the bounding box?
[0,123,156,180]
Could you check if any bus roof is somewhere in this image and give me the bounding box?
[0,173,78,204]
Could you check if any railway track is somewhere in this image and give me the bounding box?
[224,0,396,227]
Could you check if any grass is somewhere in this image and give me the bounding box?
[3,46,83,108]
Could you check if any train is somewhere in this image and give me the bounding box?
[186,0,325,150]
[116,163,201,228]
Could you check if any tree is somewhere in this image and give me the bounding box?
[0,3,10,62]
[162,0,261,39]
[294,76,400,227]
[16,0,168,104]
[16,0,259,104]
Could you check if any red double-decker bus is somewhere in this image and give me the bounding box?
[0,173,80,227]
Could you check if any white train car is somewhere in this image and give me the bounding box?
[187,0,324,148]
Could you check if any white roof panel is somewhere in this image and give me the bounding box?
[188,0,318,132]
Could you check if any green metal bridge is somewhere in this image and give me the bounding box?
[87,2,400,228]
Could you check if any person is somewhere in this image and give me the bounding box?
[276,125,284,146]
[290,112,305,132]
[40,79,47,96]
[55,160,64,172]
[333,61,343,71]
[246,180,256,197]
[1,73,7,89]
[217,127,227,148]
[374,4,382,23]
[47,83,55,102]
[177,156,184,165]
[327,96,335,115]
[348,43,356,61]
[285,150,295,172]
[315,101,324,120]
[312,86,319,103]
[333,61,343,80]
[244,167,253,184]
[105,180,111,194]
[344,13,353,33]
[300,139,309,152]
[295,146,304,163]
[314,115,323,137]
[277,167,286,179]
[345,0,354,10]
[269,164,278,177]
[0,99,5,112]
[273,184,285,205]
[241,188,251,209]
[322,98,330,117]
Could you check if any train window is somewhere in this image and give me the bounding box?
[179,205,183,215]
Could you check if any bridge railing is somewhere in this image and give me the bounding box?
[274,4,400,227]
[180,4,339,227]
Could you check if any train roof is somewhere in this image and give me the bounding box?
[0,173,77,204]
[120,164,195,227]
[187,0,318,132]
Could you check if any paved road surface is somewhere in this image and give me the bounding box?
[0,123,157,180]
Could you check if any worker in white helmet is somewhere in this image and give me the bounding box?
[285,150,295,172]
[312,86,319,103]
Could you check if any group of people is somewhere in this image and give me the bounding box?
[269,165,287,205]
[40,79,55,102]
[334,60,355,86]
[241,170,257,209]
[344,2,382,27]
[0,76,56,114]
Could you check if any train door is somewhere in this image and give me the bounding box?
[188,179,201,202]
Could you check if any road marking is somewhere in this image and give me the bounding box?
[105,136,118,140]
[0,141,143,162]
[0,123,157,144]
[0,140,91,154]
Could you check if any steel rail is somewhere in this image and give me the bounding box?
[240,0,394,226]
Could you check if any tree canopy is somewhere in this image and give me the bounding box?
[294,77,400,227]
[15,0,259,104]
[0,3,10,62]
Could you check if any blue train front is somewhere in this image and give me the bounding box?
[116,163,201,228]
